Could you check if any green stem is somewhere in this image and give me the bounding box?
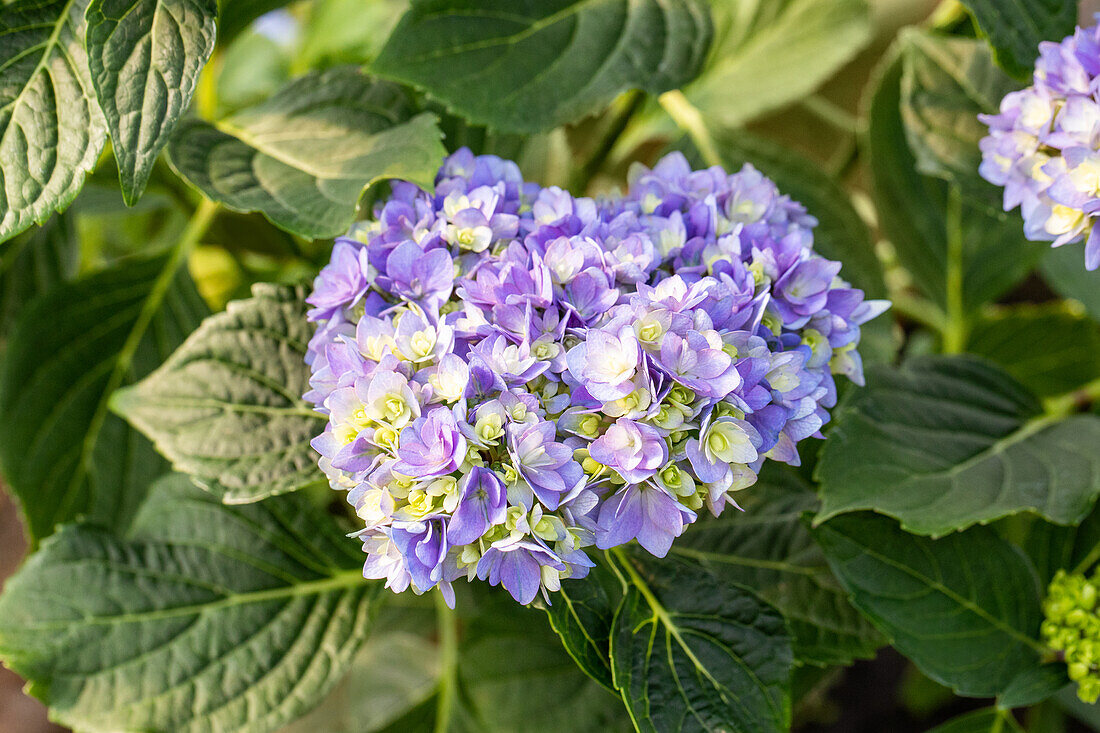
[1043,376,1100,420]
[658,90,722,169]
[568,90,646,195]
[942,186,968,353]
[800,95,864,136]
[433,591,459,733]
[1073,538,1100,576]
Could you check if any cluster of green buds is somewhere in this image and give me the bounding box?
[1042,569,1100,702]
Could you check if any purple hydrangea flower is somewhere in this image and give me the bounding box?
[305,147,886,605]
[979,18,1100,269]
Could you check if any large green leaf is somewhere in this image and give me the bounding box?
[544,560,622,692]
[0,251,208,540]
[85,0,218,204]
[168,66,446,239]
[812,512,1044,698]
[1042,244,1100,324]
[959,0,1077,80]
[0,214,79,344]
[967,303,1100,399]
[372,0,712,133]
[610,551,792,733]
[866,48,1039,312]
[0,474,376,733]
[0,0,108,243]
[112,283,326,503]
[816,356,1100,536]
[899,31,1018,204]
[1025,503,1100,586]
[672,467,883,666]
[685,0,870,130]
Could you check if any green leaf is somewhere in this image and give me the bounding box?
[0,474,377,733]
[300,0,406,69]
[676,129,885,298]
[1024,504,1100,586]
[461,591,630,733]
[85,0,218,204]
[683,0,871,130]
[0,250,208,541]
[283,631,442,733]
[611,551,792,733]
[997,663,1070,709]
[544,559,622,692]
[372,0,713,133]
[112,283,326,503]
[0,0,108,243]
[866,47,1040,312]
[168,66,446,239]
[926,708,1024,733]
[959,0,1077,81]
[967,303,1100,398]
[816,355,1100,536]
[812,512,1044,698]
[671,467,883,667]
[216,29,290,114]
[0,213,79,344]
[1042,243,1100,324]
[899,31,1019,204]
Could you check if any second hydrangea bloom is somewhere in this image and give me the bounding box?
[980,19,1100,269]
[305,149,886,605]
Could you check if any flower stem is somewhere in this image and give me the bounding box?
[942,185,968,353]
[800,95,864,136]
[433,590,459,733]
[658,90,723,169]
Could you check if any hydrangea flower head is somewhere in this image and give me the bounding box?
[1043,569,1100,702]
[305,149,887,605]
[979,18,1100,269]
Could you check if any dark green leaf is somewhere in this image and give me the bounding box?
[0,251,208,540]
[677,129,885,298]
[0,214,79,344]
[111,283,326,503]
[1042,243,1100,324]
[866,48,1040,312]
[85,0,218,204]
[1024,504,1100,585]
[960,0,1077,80]
[0,474,376,732]
[812,512,1044,698]
[899,31,1018,204]
[0,0,108,243]
[672,467,883,666]
[926,707,1024,733]
[998,663,1070,709]
[373,0,713,133]
[611,551,792,732]
[544,559,622,692]
[462,591,630,733]
[168,66,446,239]
[816,355,1100,536]
[968,303,1100,398]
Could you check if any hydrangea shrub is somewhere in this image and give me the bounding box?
[0,1,1098,732]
